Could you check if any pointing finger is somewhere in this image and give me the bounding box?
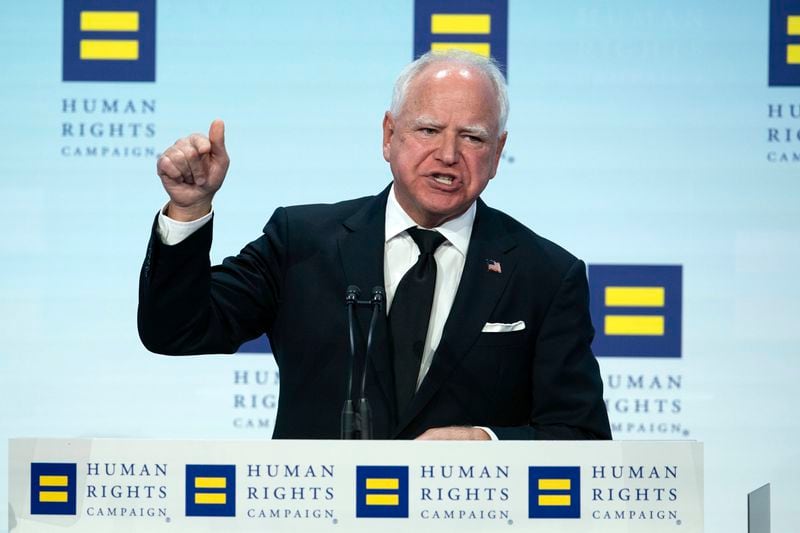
[208,119,227,158]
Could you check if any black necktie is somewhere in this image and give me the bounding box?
[390,227,447,412]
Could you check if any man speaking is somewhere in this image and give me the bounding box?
[139,50,611,441]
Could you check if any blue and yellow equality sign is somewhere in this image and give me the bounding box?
[770,0,800,86]
[30,463,77,516]
[62,0,156,82]
[414,0,508,76]
[588,264,682,358]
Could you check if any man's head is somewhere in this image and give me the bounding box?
[383,50,508,228]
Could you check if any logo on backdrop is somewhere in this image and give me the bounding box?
[589,264,689,438]
[59,1,158,157]
[355,466,409,518]
[185,464,236,517]
[769,0,800,86]
[528,466,581,519]
[30,463,77,516]
[766,2,800,163]
[588,265,682,358]
[414,0,508,76]
[62,0,156,82]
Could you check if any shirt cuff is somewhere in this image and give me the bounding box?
[156,202,213,245]
[474,426,499,441]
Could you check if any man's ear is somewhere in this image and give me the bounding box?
[489,131,508,179]
[382,112,395,162]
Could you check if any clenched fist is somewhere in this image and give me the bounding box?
[157,119,229,221]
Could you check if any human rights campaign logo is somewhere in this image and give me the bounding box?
[62,0,156,82]
[588,265,682,358]
[185,464,236,517]
[355,466,409,518]
[769,0,800,86]
[528,466,580,519]
[414,0,508,76]
[30,463,77,516]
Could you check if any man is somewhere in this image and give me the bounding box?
[139,50,611,441]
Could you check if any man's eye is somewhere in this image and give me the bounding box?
[420,128,437,135]
[465,135,484,143]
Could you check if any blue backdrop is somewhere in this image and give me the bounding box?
[1,1,799,531]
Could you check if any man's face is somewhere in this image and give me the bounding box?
[383,62,507,228]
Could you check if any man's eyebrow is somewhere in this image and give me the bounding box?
[461,125,490,138]
[411,116,444,129]
[410,117,491,138]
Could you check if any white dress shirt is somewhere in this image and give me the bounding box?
[157,204,212,245]
[383,185,474,389]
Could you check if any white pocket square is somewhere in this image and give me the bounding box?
[481,320,526,333]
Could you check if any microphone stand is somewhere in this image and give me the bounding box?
[341,286,360,440]
[341,285,383,439]
[356,287,384,439]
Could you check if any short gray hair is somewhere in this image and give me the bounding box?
[389,49,509,135]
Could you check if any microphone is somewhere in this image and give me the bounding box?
[345,285,360,305]
[341,285,361,440]
[355,286,384,440]
[370,285,385,306]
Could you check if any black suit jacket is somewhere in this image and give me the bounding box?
[138,187,611,440]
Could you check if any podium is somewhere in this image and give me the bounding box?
[9,438,703,532]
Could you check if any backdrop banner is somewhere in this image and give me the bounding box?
[1,2,798,532]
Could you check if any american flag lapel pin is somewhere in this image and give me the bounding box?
[486,259,502,274]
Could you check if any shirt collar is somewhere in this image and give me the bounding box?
[385,184,475,257]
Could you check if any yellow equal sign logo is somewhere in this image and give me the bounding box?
[430,13,491,57]
[788,15,800,64]
[365,477,400,506]
[31,463,77,515]
[185,465,236,517]
[589,265,682,357]
[537,478,572,506]
[356,465,409,518]
[79,11,140,60]
[529,466,580,519]
[769,0,800,86]
[38,475,69,503]
[194,476,227,505]
[414,1,509,76]
[604,286,666,336]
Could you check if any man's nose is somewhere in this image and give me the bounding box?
[435,133,459,166]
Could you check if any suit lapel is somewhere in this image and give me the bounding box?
[394,199,518,436]
[337,186,396,418]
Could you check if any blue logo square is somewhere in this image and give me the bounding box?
[63,0,156,82]
[588,264,683,358]
[769,0,800,86]
[185,464,236,517]
[414,0,508,77]
[356,465,409,518]
[529,466,580,519]
[30,463,77,516]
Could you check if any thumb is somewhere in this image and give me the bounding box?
[208,119,226,157]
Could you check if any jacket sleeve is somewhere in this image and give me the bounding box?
[137,208,288,355]
[489,259,612,440]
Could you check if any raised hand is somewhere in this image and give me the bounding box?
[156,119,230,221]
